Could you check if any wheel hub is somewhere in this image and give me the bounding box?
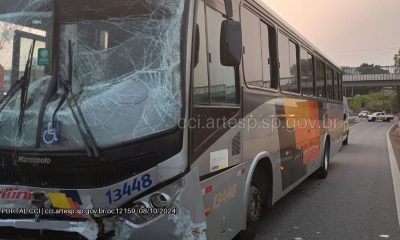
[248,186,262,223]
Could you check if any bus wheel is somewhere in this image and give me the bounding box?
[247,185,262,224]
[235,184,262,240]
[316,142,330,179]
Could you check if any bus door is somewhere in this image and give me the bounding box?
[190,1,244,239]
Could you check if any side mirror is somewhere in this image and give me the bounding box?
[220,20,242,66]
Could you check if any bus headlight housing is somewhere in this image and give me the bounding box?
[122,178,183,225]
[133,201,153,219]
[149,192,171,209]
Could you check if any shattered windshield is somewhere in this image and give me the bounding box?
[0,0,185,149]
[0,0,53,148]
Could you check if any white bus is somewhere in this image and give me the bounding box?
[0,0,345,239]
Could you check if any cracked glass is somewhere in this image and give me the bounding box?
[0,0,185,149]
[0,0,53,148]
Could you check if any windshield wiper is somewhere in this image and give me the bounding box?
[0,40,36,134]
[18,40,37,134]
[52,40,101,160]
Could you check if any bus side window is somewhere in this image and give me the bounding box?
[206,6,237,104]
[340,73,343,100]
[300,48,314,96]
[241,8,263,88]
[336,72,342,100]
[241,7,275,89]
[193,3,238,105]
[193,0,209,105]
[316,59,326,98]
[278,32,299,93]
[326,67,334,100]
[333,70,338,100]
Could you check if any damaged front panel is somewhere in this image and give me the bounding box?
[0,168,206,240]
[107,168,206,240]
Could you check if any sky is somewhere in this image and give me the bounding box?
[263,0,400,67]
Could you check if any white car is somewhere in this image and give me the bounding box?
[368,112,394,122]
[358,111,370,118]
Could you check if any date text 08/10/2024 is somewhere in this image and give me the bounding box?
[0,207,179,216]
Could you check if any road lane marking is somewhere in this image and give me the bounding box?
[350,121,367,129]
[386,124,400,228]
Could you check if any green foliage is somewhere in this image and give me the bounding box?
[395,49,400,65]
[357,63,389,74]
[393,87,400,113]
[349,88,400,113]
[395,50,400,73]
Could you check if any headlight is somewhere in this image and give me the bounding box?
[150,193,171,209]
[122,178,183,225]
[132,201,153,220]
[121,201,153,225]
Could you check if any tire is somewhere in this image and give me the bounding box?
[247,185,263,225]
[343,132,349,146]
[316,141,330,179]
[371,118,376,122]
[235,184,262,240]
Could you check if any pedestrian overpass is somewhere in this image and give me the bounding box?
[342,66,400,87]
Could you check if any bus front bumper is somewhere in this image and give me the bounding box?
[0,168,207,240]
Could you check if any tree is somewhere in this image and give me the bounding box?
[393,49,400,111]
[349,90,399,113]
[392,87,400,113]
[395,49,400,73]
[357,63,390,74]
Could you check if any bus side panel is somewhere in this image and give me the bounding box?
[283,97,323,183]
[242,90,284,202]
[200,162,249,240]
[190,126,246,239]
[326,102,344,156]
[242,89,336,203]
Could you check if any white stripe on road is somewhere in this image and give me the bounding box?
[386,124,400,228]
[350,121,367,129]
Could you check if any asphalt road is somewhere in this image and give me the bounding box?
[255,121,400,240]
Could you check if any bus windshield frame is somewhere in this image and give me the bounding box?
[0,0,187,151]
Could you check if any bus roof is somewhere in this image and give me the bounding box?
[252,0,341,71]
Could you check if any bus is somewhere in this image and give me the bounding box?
[0,0,345,239]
